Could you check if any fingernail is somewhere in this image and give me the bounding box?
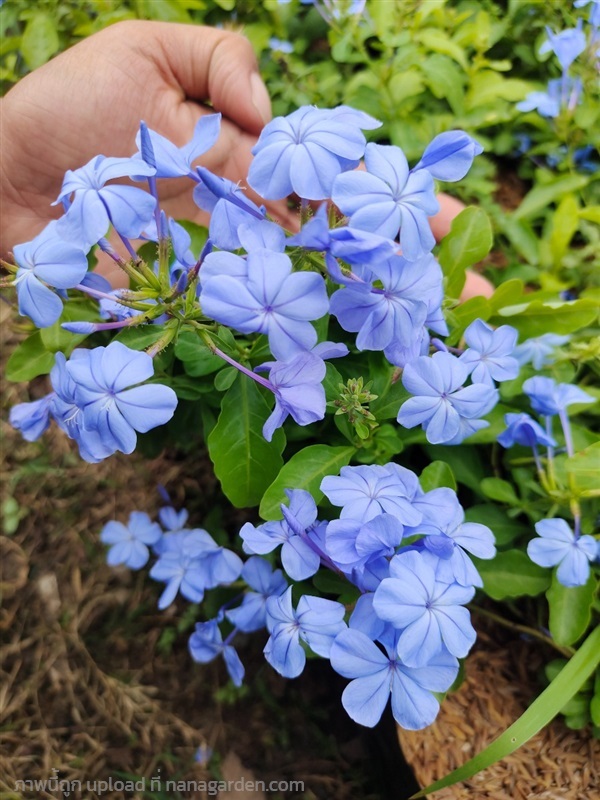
[250,72,272,126]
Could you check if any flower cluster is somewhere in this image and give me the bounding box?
[10,341,177,460]
[516,18,592,119]
[497,374,598,587]
[101,463,496,730]
[6,105,508,455]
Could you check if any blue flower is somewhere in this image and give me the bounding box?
[248,105,381,200]
[226,557,288,633]
[574,0,600,27]
[330,253,446,351]
[321,463,422,525]
[332,143,440,260]
[50,353,116,462]
[398,352,497,445]
[135,114,221,178]
[413,492,496,587]
[528,519,597,588]
[517,78,582,118]
[522,377,595,416]
[459,319,519,386]
[55,155,156,247]
[264,587,346,677]
[158,506,189,533]
[287,203,400,269]
[240,489,322,580]
[513,333,570,369]
[259,352,327,442]
[413,131,483,181]
[9,394,54,442]
[13,222,89,328]
[373,551,476,667]
[269,37,294,54]
[330,628,458,729]
[497,412,557,449]
[65,341,178,455]
[189,620,245,687]
[193,166,266,251]
[100,511,162,569]
[200,249,329,361]
[149,529,242,609]
[540,22,587,70]
[325,513,405,575]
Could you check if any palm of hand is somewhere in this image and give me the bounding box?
[1,22,289,256]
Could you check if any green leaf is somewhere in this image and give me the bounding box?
[547,572,596,647]
[421,54,464,114]
[174,330,223,376]
[214,367,238,392]
[411,626,600,798]
[565,442,600,494]
[512,175,589,220]
[480,477,520,505]
[579,206,600,224]
[207,379,285,507]
[549,195,579,268]
[259,445,356,521]
[425,445,488,494]
[464,504,529,547]
[39,301,97,352]
[167,375,214,400]
[20,12,59,69]
[420,461,456,492]
[369,379,409,420]
[114,324,167,350]
[473,550,551,600]
[491,298,599,338]
[437,207,493,298]
[445,296,492,346]
[6,332,55,382]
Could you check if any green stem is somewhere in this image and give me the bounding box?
[468,605,575,658]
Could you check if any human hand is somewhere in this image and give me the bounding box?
[0,20,296,275]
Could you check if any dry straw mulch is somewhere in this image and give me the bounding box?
[398,626,599,800]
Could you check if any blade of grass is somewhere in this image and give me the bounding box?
[410,625,600,798]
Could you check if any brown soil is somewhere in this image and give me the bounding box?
[0,307,383,800]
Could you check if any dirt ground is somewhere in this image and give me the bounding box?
[0,302,410,800]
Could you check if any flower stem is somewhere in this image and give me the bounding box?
[468,605,575,658]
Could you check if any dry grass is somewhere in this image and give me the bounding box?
[398,625,600,800]
[0,310,371,800]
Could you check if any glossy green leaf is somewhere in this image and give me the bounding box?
[420,461,456,492]
[437,207,493,299]
[370,380,409,421]
[411,626,600,798]
[207,379,285,508]
[512,175,589,220]
[259,445,355,521]
[114,324,167,350]
[5,332,55,382]
[480,478,520,506]
[547,572,596,647]
[174,330,223,376]
[473,550,550,600]
[491,299,599,338]
[425,445,488,494]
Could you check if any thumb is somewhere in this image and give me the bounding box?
[151,22,272,135]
